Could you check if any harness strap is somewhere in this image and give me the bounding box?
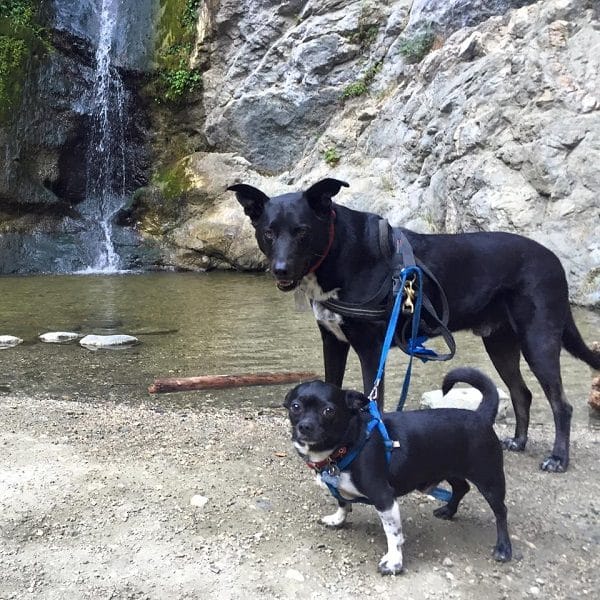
[312,402,400,505]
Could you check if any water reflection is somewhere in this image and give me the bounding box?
[0,272,598,429]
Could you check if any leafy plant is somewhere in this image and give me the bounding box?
[323,146,341,166]
[0,0,46,121]
[341,61,382,100]
[159,67,201,102]
[347,4,380,51]
[152,0,202,104]
[342,80,367,99]
[182,0,201,28]
[398,29,435,63]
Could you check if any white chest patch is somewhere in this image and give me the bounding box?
[317,471,363,501]
[299,274,348,343]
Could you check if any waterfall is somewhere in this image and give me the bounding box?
[50,0,156,274]
[78,0,127,273]
[0,0,156,274]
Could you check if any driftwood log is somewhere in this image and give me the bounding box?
[148,371,318,394]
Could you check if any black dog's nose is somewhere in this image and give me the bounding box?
[297,421,314,437]
[272,260,289,279]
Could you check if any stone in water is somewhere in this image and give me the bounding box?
[0,335,23,349]
[39,331,80,343]
[79,334,139,349]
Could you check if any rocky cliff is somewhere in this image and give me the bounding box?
[145,0,599,306]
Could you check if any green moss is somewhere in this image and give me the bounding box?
[151,0,202,104]
[152,160,192,202]
[0,1,46,122]
[133,161,192,235]
[0,35,26,117]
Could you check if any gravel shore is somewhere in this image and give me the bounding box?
[1,392,599,599]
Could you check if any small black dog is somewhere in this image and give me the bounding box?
[283,367,512,575]
[230,178,600,472]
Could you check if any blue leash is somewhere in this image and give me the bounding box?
[368,265,452,503]
[316,265,452,504]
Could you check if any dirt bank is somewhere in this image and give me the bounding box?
[1,392,599,599]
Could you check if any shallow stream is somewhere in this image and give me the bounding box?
[1,272,599,428]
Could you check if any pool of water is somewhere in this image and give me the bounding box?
[1,271,599,427]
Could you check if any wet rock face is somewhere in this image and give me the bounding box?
[169,0,598,306]
[199,0,391,173]
[406,0,538,34]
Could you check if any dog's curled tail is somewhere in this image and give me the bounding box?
[442,367,500,425]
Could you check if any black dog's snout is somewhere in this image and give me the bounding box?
[297,420,314,437]
[272,260,289,279]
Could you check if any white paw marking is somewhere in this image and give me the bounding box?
[321,505,349,527]
[377,502,405,574]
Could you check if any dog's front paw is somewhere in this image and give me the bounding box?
[493,542,512,562]
[502,437,526,452]
[321,505,350,528]
[540,455,567,473]
[378,550,404,576]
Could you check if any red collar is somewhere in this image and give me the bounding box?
[307,210,336,274]
[306,446,348,471]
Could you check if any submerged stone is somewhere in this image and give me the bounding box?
[0,335,23,349]
[79,334,140,349]
[39,331,80,343]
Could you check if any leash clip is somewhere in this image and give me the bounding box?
[402,276,416,314]
[368,380,380,402]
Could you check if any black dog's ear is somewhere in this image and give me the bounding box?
[305,178,349,217]
[345,389,369,411]
[228,183,269,222]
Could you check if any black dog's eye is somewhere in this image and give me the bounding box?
[294,227,308,240]
[264,229,274,241]
[322,406,335,418]
[290,402,302,414]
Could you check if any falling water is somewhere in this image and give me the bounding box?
[78,0,128,273]
[0,0,157,274]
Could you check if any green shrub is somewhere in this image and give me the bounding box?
[159,67,201,102]
[0,1,46,121]
[323,147,341,166]
[153,0,202,104]
[398,30,435,63]
[342,80,367,99]
[341,61,382,101]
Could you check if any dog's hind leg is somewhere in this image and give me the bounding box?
[520,337,572,472]
[433,478,470,520]
[473,480,512,562]
[482,327,532,452]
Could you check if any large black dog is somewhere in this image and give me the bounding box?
[283,367,512,574]
[229,178,600,472]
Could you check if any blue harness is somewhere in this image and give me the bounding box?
[314,400,399,504]
[310,265,452,504]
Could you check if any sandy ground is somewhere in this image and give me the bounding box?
[1,391,599,600]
